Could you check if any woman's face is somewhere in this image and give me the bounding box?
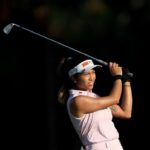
[74,69,96,91]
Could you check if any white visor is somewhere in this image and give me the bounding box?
[68,59,102,77]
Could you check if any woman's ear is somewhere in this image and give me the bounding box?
[71,76,77,83]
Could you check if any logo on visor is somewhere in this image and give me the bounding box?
[81,61,91,68]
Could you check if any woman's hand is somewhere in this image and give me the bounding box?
[109,62,122,76]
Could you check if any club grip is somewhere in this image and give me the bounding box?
[95,59,133,77]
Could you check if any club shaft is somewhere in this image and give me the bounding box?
[3,23,134,77]
[19,25,108,66]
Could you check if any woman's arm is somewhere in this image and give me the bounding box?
[110,81,133,119]
[70,79,122,117]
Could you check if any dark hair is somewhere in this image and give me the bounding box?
[58,56,89,82]
[57,56,88,104]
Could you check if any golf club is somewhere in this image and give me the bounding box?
[3,22,133,77]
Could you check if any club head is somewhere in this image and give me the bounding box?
[3,23,20,34]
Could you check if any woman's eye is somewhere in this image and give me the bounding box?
[84,73,89,75]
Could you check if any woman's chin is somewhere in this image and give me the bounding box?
[87,85,94,90]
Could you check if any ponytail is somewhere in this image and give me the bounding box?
[57,84,69,104]
[57,56,83,104]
